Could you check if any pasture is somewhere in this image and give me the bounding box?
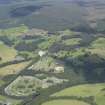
[0,41,17,63]
[0,25,29,36]
[42,100,90,105]
[0,61,31,76]
[88,37,105,58]
[0,94,21,105]
[62,38,81,46]
[52,83,105,105]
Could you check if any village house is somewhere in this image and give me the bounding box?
[38,50,46,57]
[28,65,34,70]
[54,60,65,73]
[54,66,64,73]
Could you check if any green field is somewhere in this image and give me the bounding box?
[0,95,21,105]
[42,100,90,105]
[91,38,105,48]
[59,29,76,36]
[52,83,105,105]
[0,61,31,76]
[54,48,86,59]
[62,38,81,46]
[0,41,17,63]
[38,35,61,50]
[0,25,29,37]
[88,37,105,58]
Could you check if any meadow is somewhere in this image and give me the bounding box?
[0,61,31,76]
[0,94,21,105]
[0,41,17,63]
[87,37,105,58]
[52,83,105,105]
[42,100,90,105]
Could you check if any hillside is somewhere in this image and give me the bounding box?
[0,25,104,105]
[0,0,105,105]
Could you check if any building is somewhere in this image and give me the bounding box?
[38,51,46,57]
[54,66,64,73]
[28,65,34,70]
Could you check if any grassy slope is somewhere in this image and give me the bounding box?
[42,100,90,105]
[0,25,28,36]
[52,83,105,105]
[87,37,105,58]
[0,25,105,105]
[0,41,17,63]
[0,95,21,105]
[0,61,31,76]
[62,38,81,46]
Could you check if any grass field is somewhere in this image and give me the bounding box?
[59,29,75,36]
[0,79,5,87]
[62,38,81,46]
[0,61,31,76]
[38,35,61,50]
[55,48,86,59]
[88,37,105,58]
[0,41,17,63]
[52,83,105,105]
[91,38,105,49]
[0,95,21,105]
[0,25,29,37]
[42,100,90,105]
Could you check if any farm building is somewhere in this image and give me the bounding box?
[38,51,46,57]
[54,66,64,73]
